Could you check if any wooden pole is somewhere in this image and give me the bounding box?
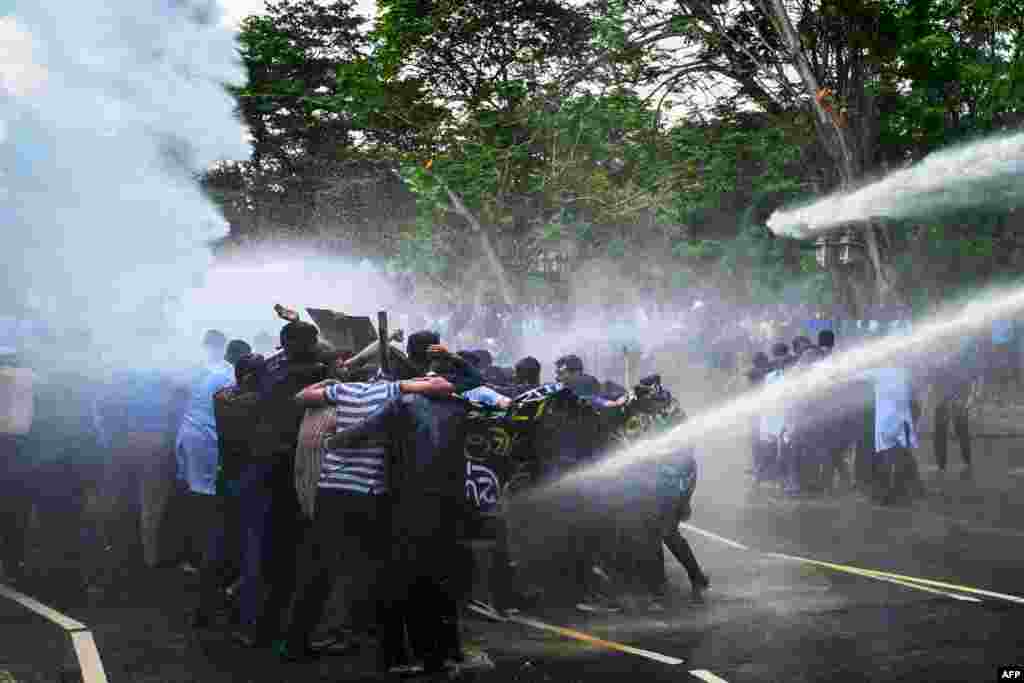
[377,311,390,378]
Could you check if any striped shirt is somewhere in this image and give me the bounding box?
[321,381,401,495]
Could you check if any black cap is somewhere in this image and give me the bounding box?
[514,356,540,374]
[280,321,319,355]
[407,329,440,361]
[225,339,252,365]
[818,330,835,349]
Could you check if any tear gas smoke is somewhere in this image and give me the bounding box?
[0,1,247,365]
[767,130,1024,237]
[559,282,1024,488]
[169,248,402,355]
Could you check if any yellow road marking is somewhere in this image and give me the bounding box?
[823,563,1024,605]
[507,615,685,665]
[764,553,982,603]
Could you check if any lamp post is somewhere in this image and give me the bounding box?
[837,227,866,266]
[815,236,836,268]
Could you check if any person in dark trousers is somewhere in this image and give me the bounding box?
[747,351,774,483]
[323,355,481,673]
[643,444,709,607]
[933,339,977,479]
[194,350,261,628]
[233,321,327,648]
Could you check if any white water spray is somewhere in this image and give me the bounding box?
[567,283,1024,485]
[767,131,1024,237]
[0,1,247,362]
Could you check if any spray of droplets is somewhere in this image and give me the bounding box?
[767,131,1024,238]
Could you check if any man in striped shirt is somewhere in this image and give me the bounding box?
[282,371,463,663]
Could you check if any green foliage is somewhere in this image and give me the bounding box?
[220,0,1024,312]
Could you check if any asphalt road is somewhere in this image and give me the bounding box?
[3,440,1024,683]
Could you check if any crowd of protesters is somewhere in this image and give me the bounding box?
[0,298,1020,675]
[745,318,992,506]
[0,305,708,675]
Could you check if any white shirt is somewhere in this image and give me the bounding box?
[858,367,918,452]
[176,360,234,495]
[463,385,510,408]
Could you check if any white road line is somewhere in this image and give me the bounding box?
[690,669,730,682]
[507,614,685,666]
[466,602,508,622]
[0,582,108,683]
[678,523,750,551]
[1008,467,1024,476]
[679,524,993,604]
[0,583,86,631]
[70,632,110,683]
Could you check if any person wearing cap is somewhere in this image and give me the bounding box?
[194,351,263,628]
[514,356,541,389]
[555,354,601,398]
[232,321,327,648]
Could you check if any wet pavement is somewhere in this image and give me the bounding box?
[4,436,1024,682]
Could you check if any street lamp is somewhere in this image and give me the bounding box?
[815,236,836,268]
[837,227,866,266]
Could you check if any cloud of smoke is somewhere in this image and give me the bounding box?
[167,247,402,356]
[0,0,248,366]
[767,130,1024,238]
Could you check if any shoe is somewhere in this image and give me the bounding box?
[190,610,212,629]
[575,594,621,614]
[691,574,710,603]
[308,635,359,657]
[449,647,495,672]
[646,597,666,612]
[231,629,272,649]
[274,640,313,663]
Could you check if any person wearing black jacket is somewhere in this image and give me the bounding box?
[234,321,328,648]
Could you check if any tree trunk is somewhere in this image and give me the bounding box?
[762,0,895,317]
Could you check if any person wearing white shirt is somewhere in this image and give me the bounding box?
[856,365,923,504]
